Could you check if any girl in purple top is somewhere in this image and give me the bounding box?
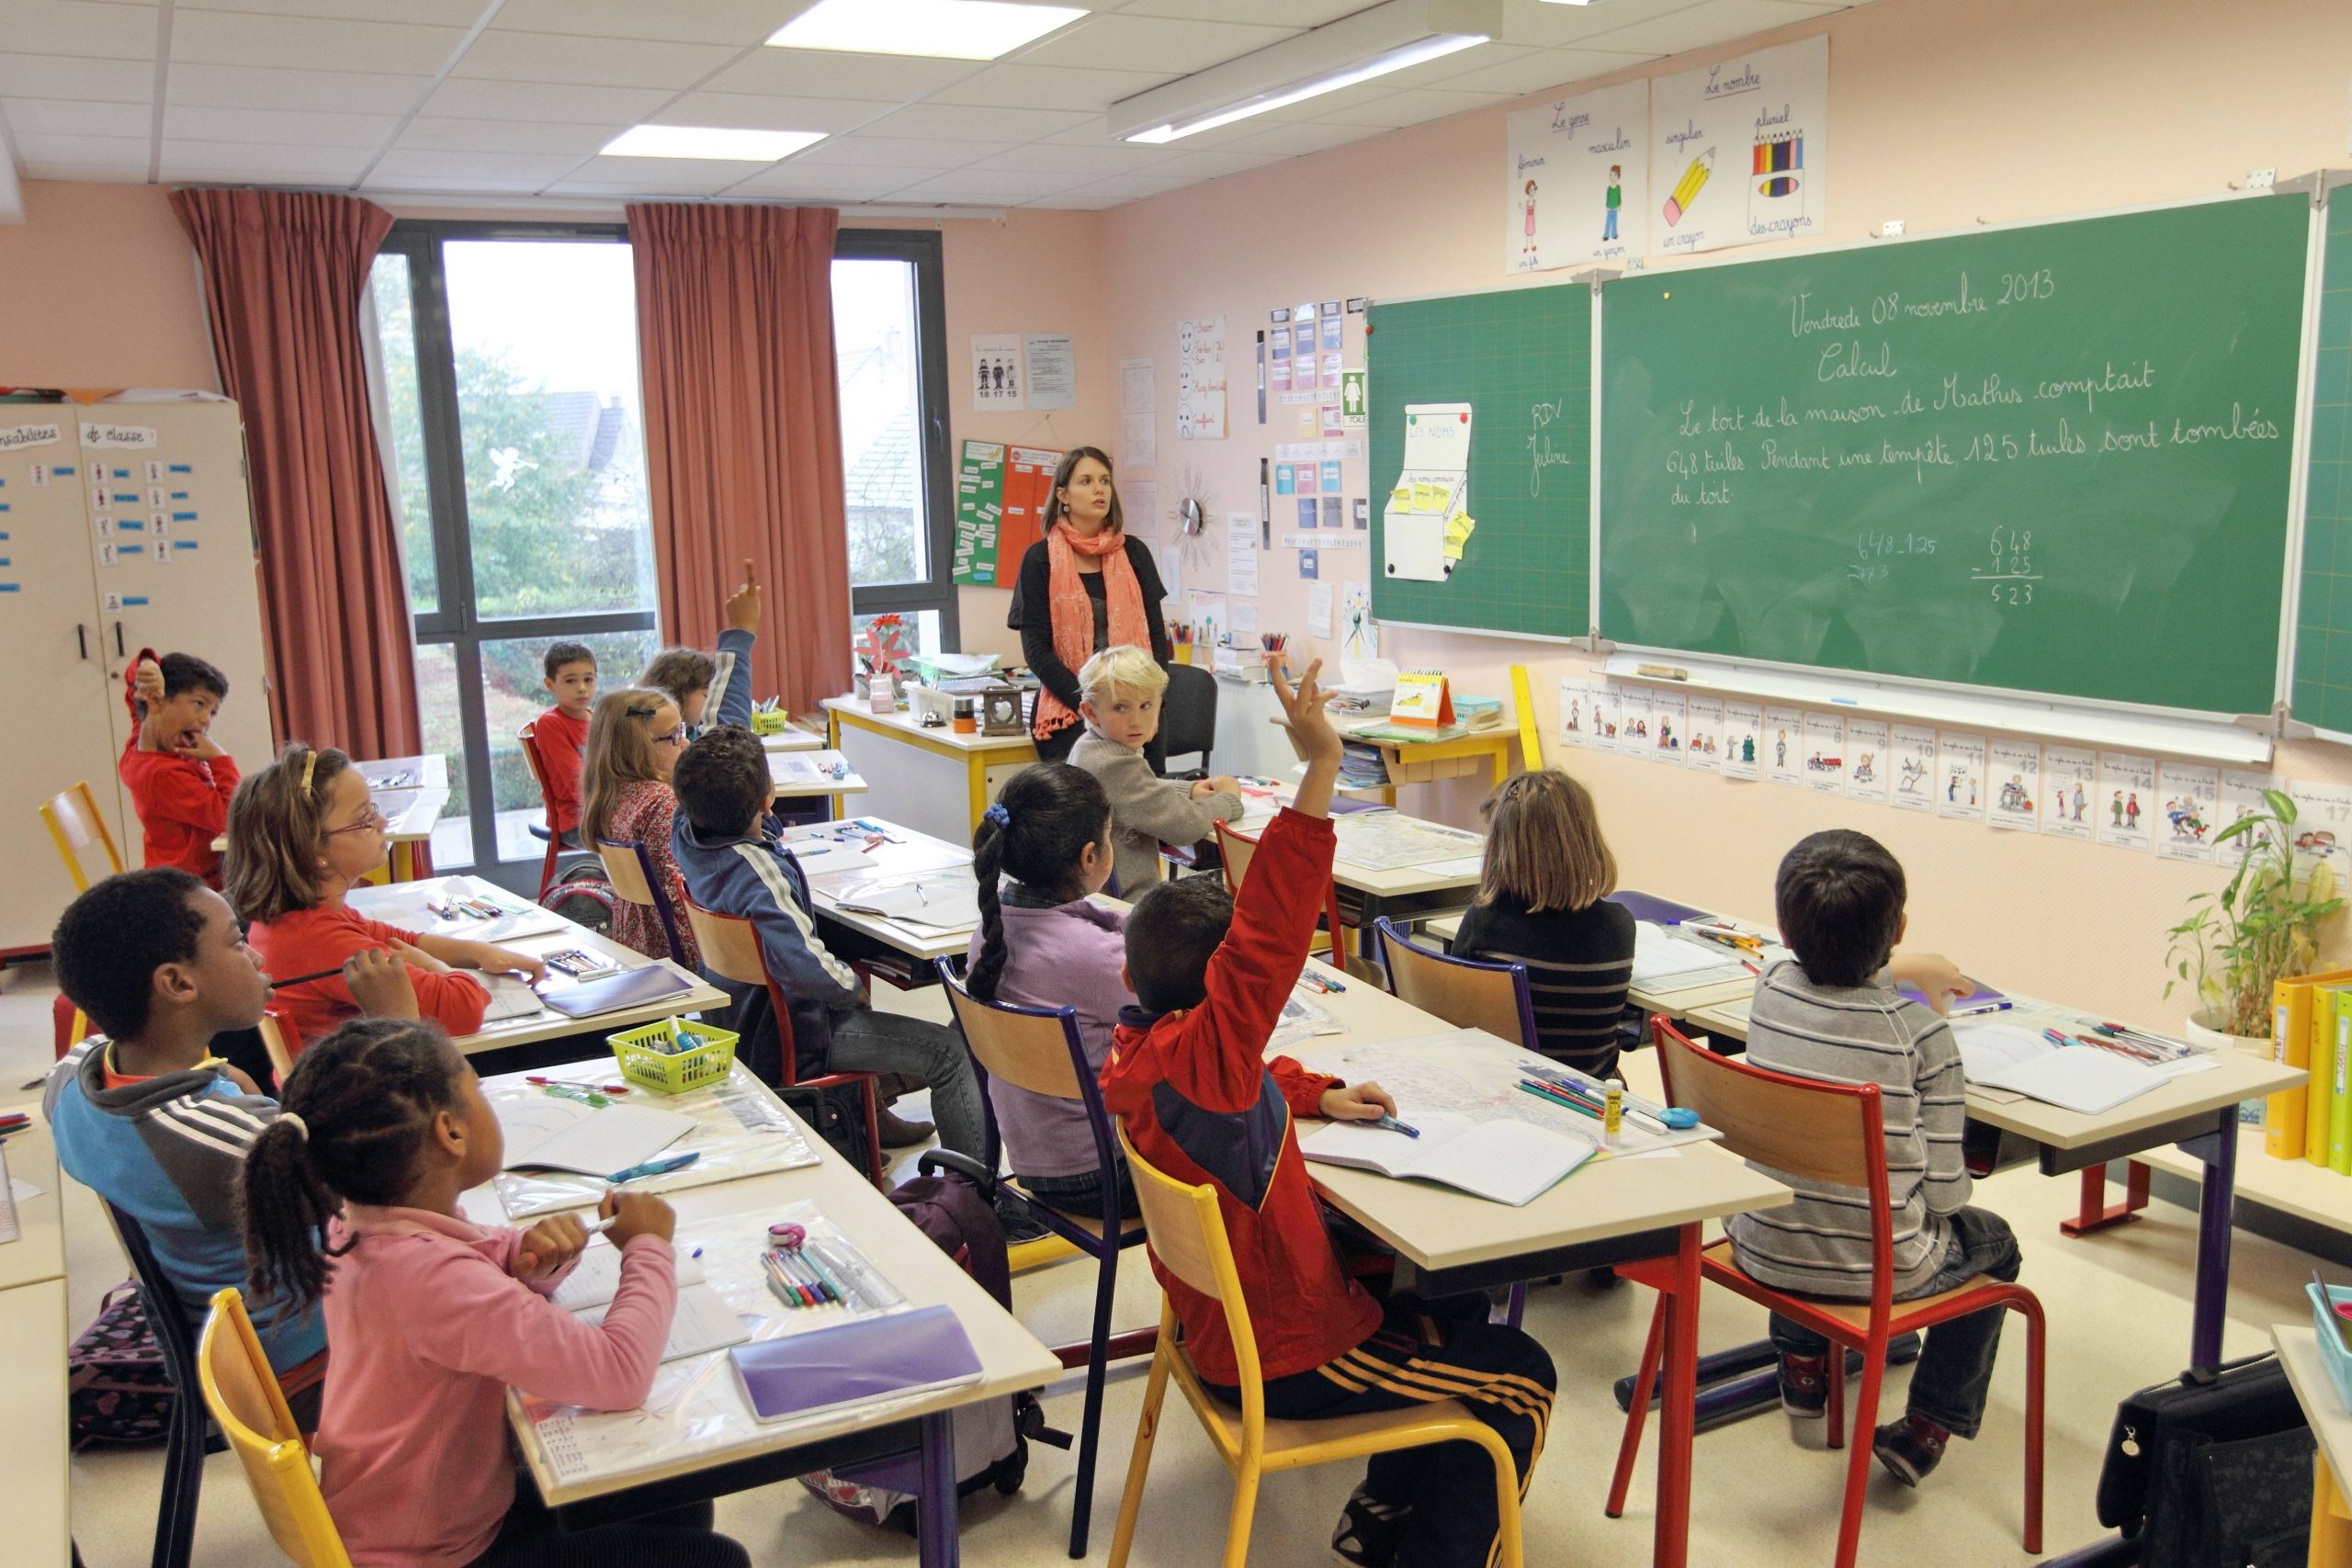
[967,764,1138,1219]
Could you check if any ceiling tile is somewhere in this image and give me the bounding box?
[888,167,1088,205]
[449,30,741,90]
[650,91,893,134]
[790,134,1011,170]
[159,139,373,179]
[163,104,399,146]
[1503,0,1668,48]
[1290,85,1508,130]
[7,130,149,165]
[859,101,1094,142]
[1201,118,1367,156]
[703,49,978,104]
[168,10,469,75]
[965,141,1175,176]
[417,76,671,124]
[1018,16,1300,76]
[1114,0,1361,24]
[396,117,621,155]
[492,0,792,47]
[552,154,763,192]
[1019,193,1122,209]
[719,162,917,199]
[1050,171,1197,203]
[167,62,432,113]
[2,96,150,136]
[19,159,149,181]
[1437,45,1655,96]
[1582,0,1829,55]
[924,62,1176,113]
[175,0,489,21]
[360,174,552,194]
[1146,146,1281,179]
[1,2,158,60]
[370,147,589,183]
[0,51,153,99]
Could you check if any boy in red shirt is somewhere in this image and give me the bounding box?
[534,640,596,844]
[1102,657,1555,1568]
[120,649,238,886]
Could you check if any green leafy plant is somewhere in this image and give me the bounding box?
[2166,789,2343,1037]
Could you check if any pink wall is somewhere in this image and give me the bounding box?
[0,181,219,390]
[1093,0,2352,1029]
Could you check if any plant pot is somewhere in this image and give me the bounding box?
[2186,1008,2268,1056]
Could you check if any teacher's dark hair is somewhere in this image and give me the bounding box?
[1042,446,1125,536]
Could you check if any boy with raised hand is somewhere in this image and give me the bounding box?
[640,558,763,744]
[122,649,237,885]
[1068,644,1244,897]
[44,868,420,1432]
[535,640,598,845]
[1102,656,1555,1568]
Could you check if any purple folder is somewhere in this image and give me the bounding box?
[1607,890,1714,926]
[730,1304,982,1425]
[543,964,693,1020]
[1898,979,2008,1014]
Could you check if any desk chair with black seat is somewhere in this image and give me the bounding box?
[1156,662,1224,877]
[103,1202,212,1568]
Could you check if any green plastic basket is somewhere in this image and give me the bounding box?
[607,1017,737,1095]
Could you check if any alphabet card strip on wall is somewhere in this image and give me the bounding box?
[1986,739,2042,832]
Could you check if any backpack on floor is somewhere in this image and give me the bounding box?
[2096,1349,2312,1568]
[775,1080,877,1184]
[539,863,614,934]
[68,1282,176,1449]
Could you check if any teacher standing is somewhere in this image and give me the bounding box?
[1009,446,1171,762]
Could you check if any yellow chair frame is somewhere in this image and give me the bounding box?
[40,780,125,893]
[1105,1127,1526,1568]
[198,1289,351,1568]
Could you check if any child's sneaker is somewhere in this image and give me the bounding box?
[1329,1485,1411,1567]
[1871,1413,1951,1486]
[1777,1352,1828,1418]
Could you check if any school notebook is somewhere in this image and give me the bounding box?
[551,1241,706,1311]
[573,1281,748,1363]
[543,964,693,1020]
[1951,1022,2163,1115]
[495,1099,695,1178]
[1300,1113,1594,1207]
[729,1304,982,1426]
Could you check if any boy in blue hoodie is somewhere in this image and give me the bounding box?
[44,869,416,1430]
[669,727,984,1161]
[639,560,762,742]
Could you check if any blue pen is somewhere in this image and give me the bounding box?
[606,1151,700,1184]
[1375,1113,1420,1137]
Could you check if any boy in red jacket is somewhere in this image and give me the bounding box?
[1102,657,1554,1568]
[121,649,237,886]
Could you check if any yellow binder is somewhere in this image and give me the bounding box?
[2269,967,2352,1160]
[2312,982,2352,1167]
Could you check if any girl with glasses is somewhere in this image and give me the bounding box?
[581,688,701,970]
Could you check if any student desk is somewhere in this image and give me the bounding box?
[2273,1323,2352,1568]
[1422,897,1759,1021]
[1,1124,71,1568]
[345,874,727,1057]
[1236,790,1487,951]
[1266,714,1516,807]
[477,1059,1061,1568]
[790,818,981,968]
[0,1122,67,1292]
[821,697,1038,845]
[758,726,823,754]
[209,752,448,884]
[1281,967,1793,1568]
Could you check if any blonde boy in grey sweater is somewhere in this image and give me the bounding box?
[1068,646,1243,897]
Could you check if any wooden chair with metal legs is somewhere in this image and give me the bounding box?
[256,1012,300,1094]
[42,781,125,1052]
[1105,1126,1527,1568]
[1607,1017,2045,1568]
[1212,819,1372,979]
[934,957,1154,1558]
[514,723,567,899]
[681,893,888,1188]
[198,1289,351,1568]
[595,836,687,964]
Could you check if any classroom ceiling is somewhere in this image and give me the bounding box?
[0,0,1868,211]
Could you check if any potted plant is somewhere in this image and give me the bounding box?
[2165,789,2344,1051]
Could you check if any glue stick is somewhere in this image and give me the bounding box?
[1603,1078,1625,1146]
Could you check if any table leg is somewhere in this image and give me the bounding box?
[390,840,416,883]
[2057,1159,2151,1237]
[1655,1223,1701,1568]
[967,755,989,834]
[1491,737,1511,789]
[2185,1110,2237,1371]
[918,1410,959,1568]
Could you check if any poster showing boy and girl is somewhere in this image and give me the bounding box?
[1505,79,1646,274]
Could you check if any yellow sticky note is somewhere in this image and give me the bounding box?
[1411,480,1447,512]
[1389,484,1412,507]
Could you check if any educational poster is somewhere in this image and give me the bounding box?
[2156,761,2220,864]
[1937,732,1987,821]
[1686,695,1724,773]
[1620,685,1656,750]
[1987,740,2042,833]
[1648,34,1828,258]
[1340,369,1367,427]
[1177,316,1227,441]
[1558,678,1596,748]
[1763,705,1803,786]
[1720,700,1763,779]
[2219,769,2279,867]
[1384,402,1473,582]
[1801,713,1842,793]
[1589,682,1623,750]
[1650,689,1688,762]
[1187,589,1227,649]
[2042,745,2098,840]
[1023,333,1075,411]
[1504,79,1647,274]
[2287,779,2352,886]
[2097,751,2156,852]
[1307,581,1334,637]
[1889,723,1937,812]
[1270,322,1293,391]
[971,333,1023,410]
[1340,580,1376,660]
[1120,355,1155,468]
[1226,512,1260,597]
[949,439,1006,585]
[1843,716,1889,804]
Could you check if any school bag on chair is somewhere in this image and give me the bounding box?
[796,1151,1066,1532]
[2094,1348,2312,1568]
[538,856,613,935]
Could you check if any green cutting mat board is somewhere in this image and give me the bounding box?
[1368,283,1591,639]
[2292,187,2352,732]
[1600,195,2310,715]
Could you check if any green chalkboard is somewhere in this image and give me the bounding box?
[1369,283,1590,639]
[1600,195,2311,715]
[2291,184,2352,733]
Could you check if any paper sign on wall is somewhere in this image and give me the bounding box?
[1937,732,1987,821]
[1801,713,1842,793]
[1023,333,1075,411]
[2043,745,2098,840]
[1505,78,1648,274]
[1384,401,1472,582]
[2097,751,2157,852]
[1178,316,1227,441]
[2157,761,2220,863]
[1987,740,2042,832]
[971,334,1023,410]
[1763,705,1803,785]
[1647,34,1828,259]
[1720,701,1762,779]
[1843,716,1889,804]
[1889,723,1936,811]
[1686,694,1724,773]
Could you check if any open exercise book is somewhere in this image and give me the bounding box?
[1950,1021,2190,1114]
[1301,1114,1594,1206]
[495,1098,695,1178]
[554,1242,746,1363]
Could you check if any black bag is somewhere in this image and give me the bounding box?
[2096,1350,2312,1568]
[68,1283,176,1449]
[775,1080,876,1183]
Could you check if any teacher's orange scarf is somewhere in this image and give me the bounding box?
[1035,522,1149,739]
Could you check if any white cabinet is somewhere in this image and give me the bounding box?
[0,402,273,956]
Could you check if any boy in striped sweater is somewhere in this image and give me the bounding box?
[1724,829,2020,1486]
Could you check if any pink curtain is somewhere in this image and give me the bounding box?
[627,203,850,715]
[170,188,420,758]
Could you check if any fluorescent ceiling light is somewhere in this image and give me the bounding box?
[1110,0,1501,146]
[767,0,1085,61]
[603,125,828,161]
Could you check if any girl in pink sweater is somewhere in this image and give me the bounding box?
[241,1020,749,1568]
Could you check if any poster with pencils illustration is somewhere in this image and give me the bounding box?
[1720,700,1762,780]
[1986,740,2042,833]
[1801,713,1843,794]
[1648,689,1688,763]
[2155,761,2220,864]
[2219,769,2279,868]
[2042,745,2098,841]
[1936,731,1987,822]
[1648,34,1826,258]
[1685,695,1724,774]
[1842,716,1889,805]
[1889,723,1936,813]
[1763,705,1804,787]
[2097,751,2156,852]
[1504,79,1646,275]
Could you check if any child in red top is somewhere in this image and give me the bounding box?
[120,649,239,884]
[533,641,597,843]
[1101,657,1555,1568]
[228,743,543,1046]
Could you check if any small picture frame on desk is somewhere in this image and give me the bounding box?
[979,684,1024,736]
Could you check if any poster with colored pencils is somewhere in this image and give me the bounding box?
[1648,34,1827,257]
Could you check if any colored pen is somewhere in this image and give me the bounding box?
[762,1253,815,1307]
[606,1151,700,1184]
[786,1250,840,1303]
[1375,1114,1420,1138]
[1520,1080,1602,1122]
